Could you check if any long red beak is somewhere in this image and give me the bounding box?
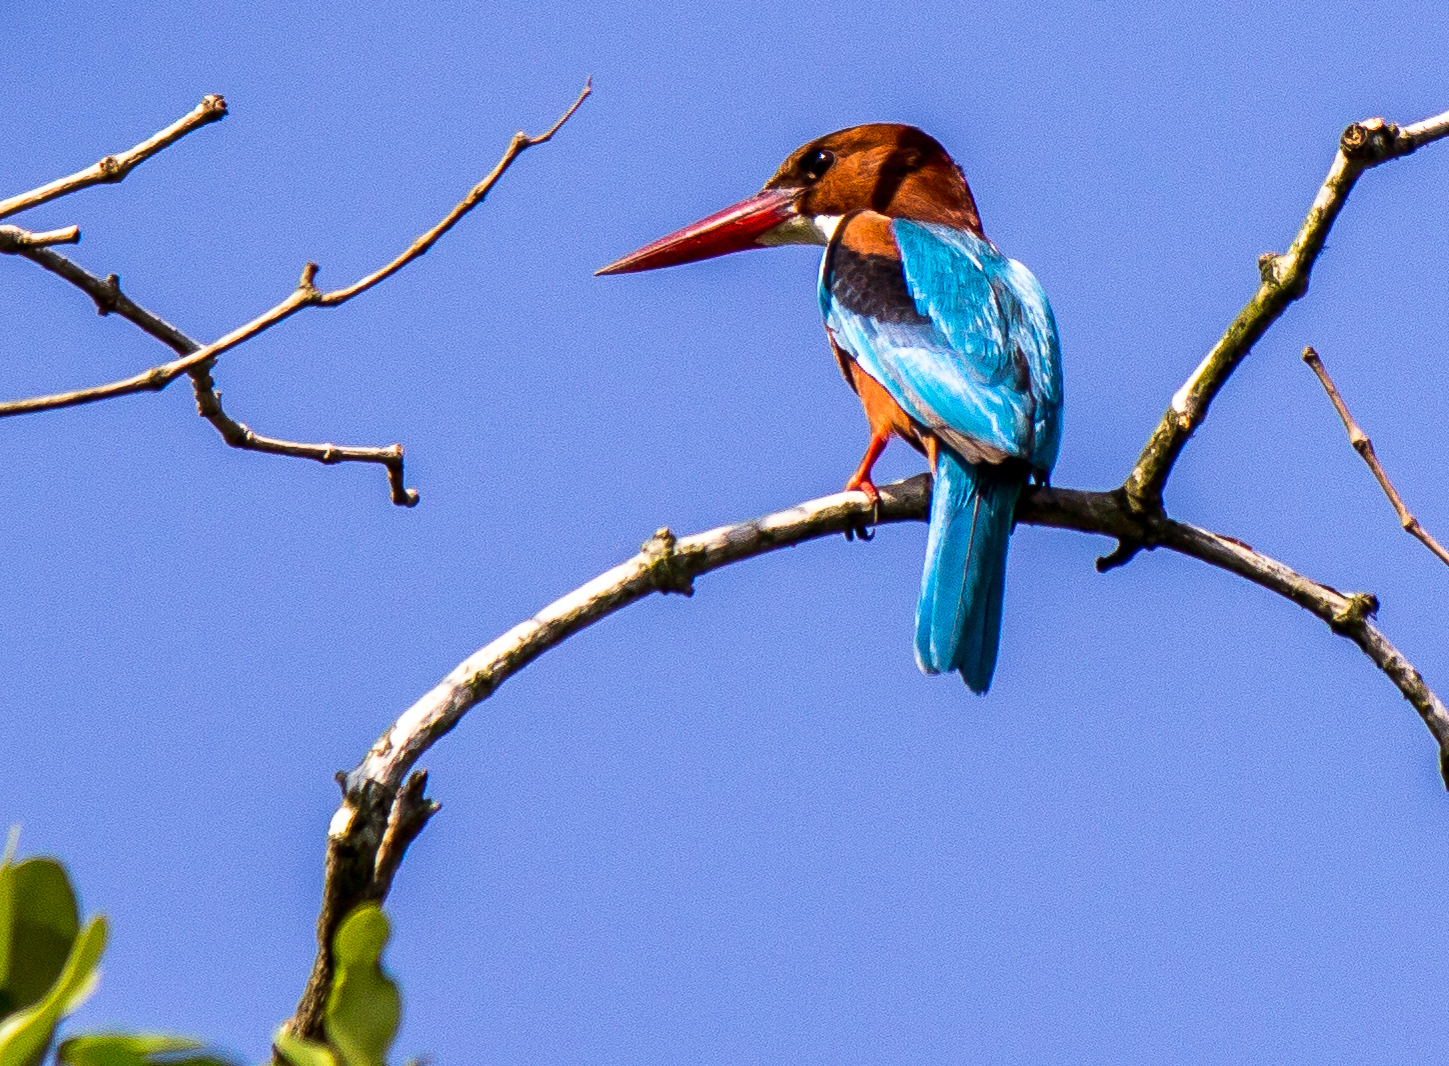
[595,188,798,275]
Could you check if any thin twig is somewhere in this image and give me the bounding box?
[315,76,592,306]
[1122,107,1449,513]
[0,96,227,222]
[287,471,1449,1038]
[1302,346,1449,567]
[0,224,80,250]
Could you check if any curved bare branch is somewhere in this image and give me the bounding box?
[348,477,1449,802]
[287,472,1449,1039]
[317,76,591,305]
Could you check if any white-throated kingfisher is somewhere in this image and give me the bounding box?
[598,125,1063,693]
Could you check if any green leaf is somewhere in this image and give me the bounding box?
[57,1033,236,1066]
[0,858,81,1020]
[272,1032,338,1066]
[324,905,400,1066]
[58,1035,198,1066]
[0,915,107,1066]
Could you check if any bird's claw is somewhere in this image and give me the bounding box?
[843,479,881,543]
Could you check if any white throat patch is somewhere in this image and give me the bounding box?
[756,214,844,248]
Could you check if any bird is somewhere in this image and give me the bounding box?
[597,124,1063,693]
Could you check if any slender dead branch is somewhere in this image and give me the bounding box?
[1122,107,1449,513]
[0,96,227,222]
[1302,346,1449,567]
[0,224,80,250]
[372,770,439,897]
[8,245,418,505]
[287,471,1449,1038]
[1,79,591,505]
[315,76,591,306]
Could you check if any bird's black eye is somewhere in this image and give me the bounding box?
[801,148,835,183]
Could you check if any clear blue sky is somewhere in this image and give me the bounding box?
[3,1,1448,1062]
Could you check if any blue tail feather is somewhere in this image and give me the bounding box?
[913,452,1022,693]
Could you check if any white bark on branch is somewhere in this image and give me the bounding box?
[339,477,1449,810]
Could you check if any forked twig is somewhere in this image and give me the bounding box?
[8,234,420,506]
[1302,346,1449,567]
[0,80,592,505]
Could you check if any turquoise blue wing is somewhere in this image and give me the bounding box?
[820,217,1062,473]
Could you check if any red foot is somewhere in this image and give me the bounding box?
[843,472,881,509]
[842,433,889,540]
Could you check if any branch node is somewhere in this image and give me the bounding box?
[96,155,124,181]
[95,273,122,316]
[1120,483,1166,521]
[1257,251,1282,285]
[642,526,695,596]
[1330,591,1380,634]
[1095,539,1143,573]
[1340,118,1400,161]
[200,93,228,118]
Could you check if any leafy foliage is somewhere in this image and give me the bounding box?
[275,905,404,1066]
[0,843,246,1066]
[0,847,108,1066]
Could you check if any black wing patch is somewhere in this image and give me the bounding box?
[826,245,932,325]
